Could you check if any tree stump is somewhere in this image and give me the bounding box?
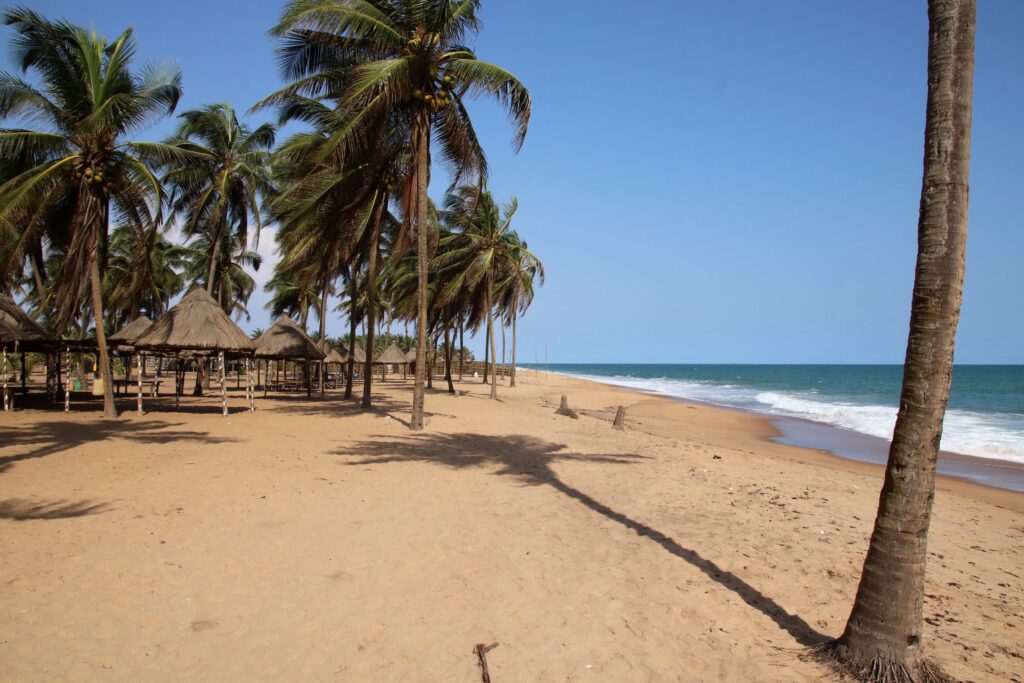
[613,405,627,430]
[555,394,579,419]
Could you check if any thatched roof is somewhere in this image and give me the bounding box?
[108,316,152,346]
[317,340,346,364]
[0,295,57,351]
[132,288,256,353]
[255,316,325,360]
[405,348,418,362]
[376,343,409,364]
[351,344,367,363]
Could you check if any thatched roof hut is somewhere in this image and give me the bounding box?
[0,295,57,352]
[255,316,325,360]
[405,348,418,362]
[132,288,256,353]
[351,344,367,364]
[317,340,346,365]
[108,316,152,347]
[376,343,409,365]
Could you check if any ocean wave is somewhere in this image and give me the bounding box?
[557,371,1024,464]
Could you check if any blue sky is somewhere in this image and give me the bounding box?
[4,1,1021,363]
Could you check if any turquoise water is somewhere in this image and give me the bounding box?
[521,364,1024,465]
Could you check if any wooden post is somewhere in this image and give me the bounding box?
[319,360,325,398]
[136,353,144,414]
[613,406,627,430]
[2,344,8,412]
[64,346,70,412]
[220,351,227,416]
[555,394,579,419]
[248,357,255,412]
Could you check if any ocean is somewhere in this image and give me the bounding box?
[521,364,1024,489]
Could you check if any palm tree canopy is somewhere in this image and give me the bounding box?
[0,7,183,329]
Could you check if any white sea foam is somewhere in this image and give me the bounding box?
[561,372,1024,464]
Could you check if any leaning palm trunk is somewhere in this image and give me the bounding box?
[831,1,975,679]
[410,117,429,430]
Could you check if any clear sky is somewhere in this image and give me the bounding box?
[4,1,1021,363]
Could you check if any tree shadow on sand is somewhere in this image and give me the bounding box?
[261,393,454,426]
[0,497,109,521]
[336,432,825,647]
[0,420,239,469]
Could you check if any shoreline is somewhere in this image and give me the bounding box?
[537,368,1024,502]
[534,369,1024,512]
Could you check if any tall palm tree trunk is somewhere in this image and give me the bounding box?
[410,117,429,430]
[458,321,464,382]
[487,275,498,400]
[482,324,489,383]
[344,270,357,400]
[501,322,506,379]
[319,279,328,341]
[89,246,117,418]
[205,235,221,296]
[833,1,975,678]
[444,326,455,394]
[361,196,385,409]
[510,308,518,388]
[426,336,434,390]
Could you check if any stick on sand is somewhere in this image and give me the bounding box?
[474,642,498,683]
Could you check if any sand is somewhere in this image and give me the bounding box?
[1,371,1021,681]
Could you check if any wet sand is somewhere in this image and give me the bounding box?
[1,370,1021,681]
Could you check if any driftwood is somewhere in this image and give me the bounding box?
[613,405,627,430]
[554,394,579,419]
[474,642,498,683]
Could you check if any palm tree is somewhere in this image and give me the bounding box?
[182,231,262,320]
[163,103,275,309]
[829,1,976,680]
[0,10,183,417]
[437,186,519,400]
[105,220,187,326]
[265,268,322,330]
[496,233,543,388]
[268,119,404,408]
[268,0,530,429]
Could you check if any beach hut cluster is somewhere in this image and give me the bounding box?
[2,289,415,415]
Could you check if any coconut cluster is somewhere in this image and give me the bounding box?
[411,74,458,112]
[72,159,121,194]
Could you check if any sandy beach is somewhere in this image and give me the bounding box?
[1,371,1021,682]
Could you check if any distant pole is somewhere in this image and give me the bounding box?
[220,351,227,416]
